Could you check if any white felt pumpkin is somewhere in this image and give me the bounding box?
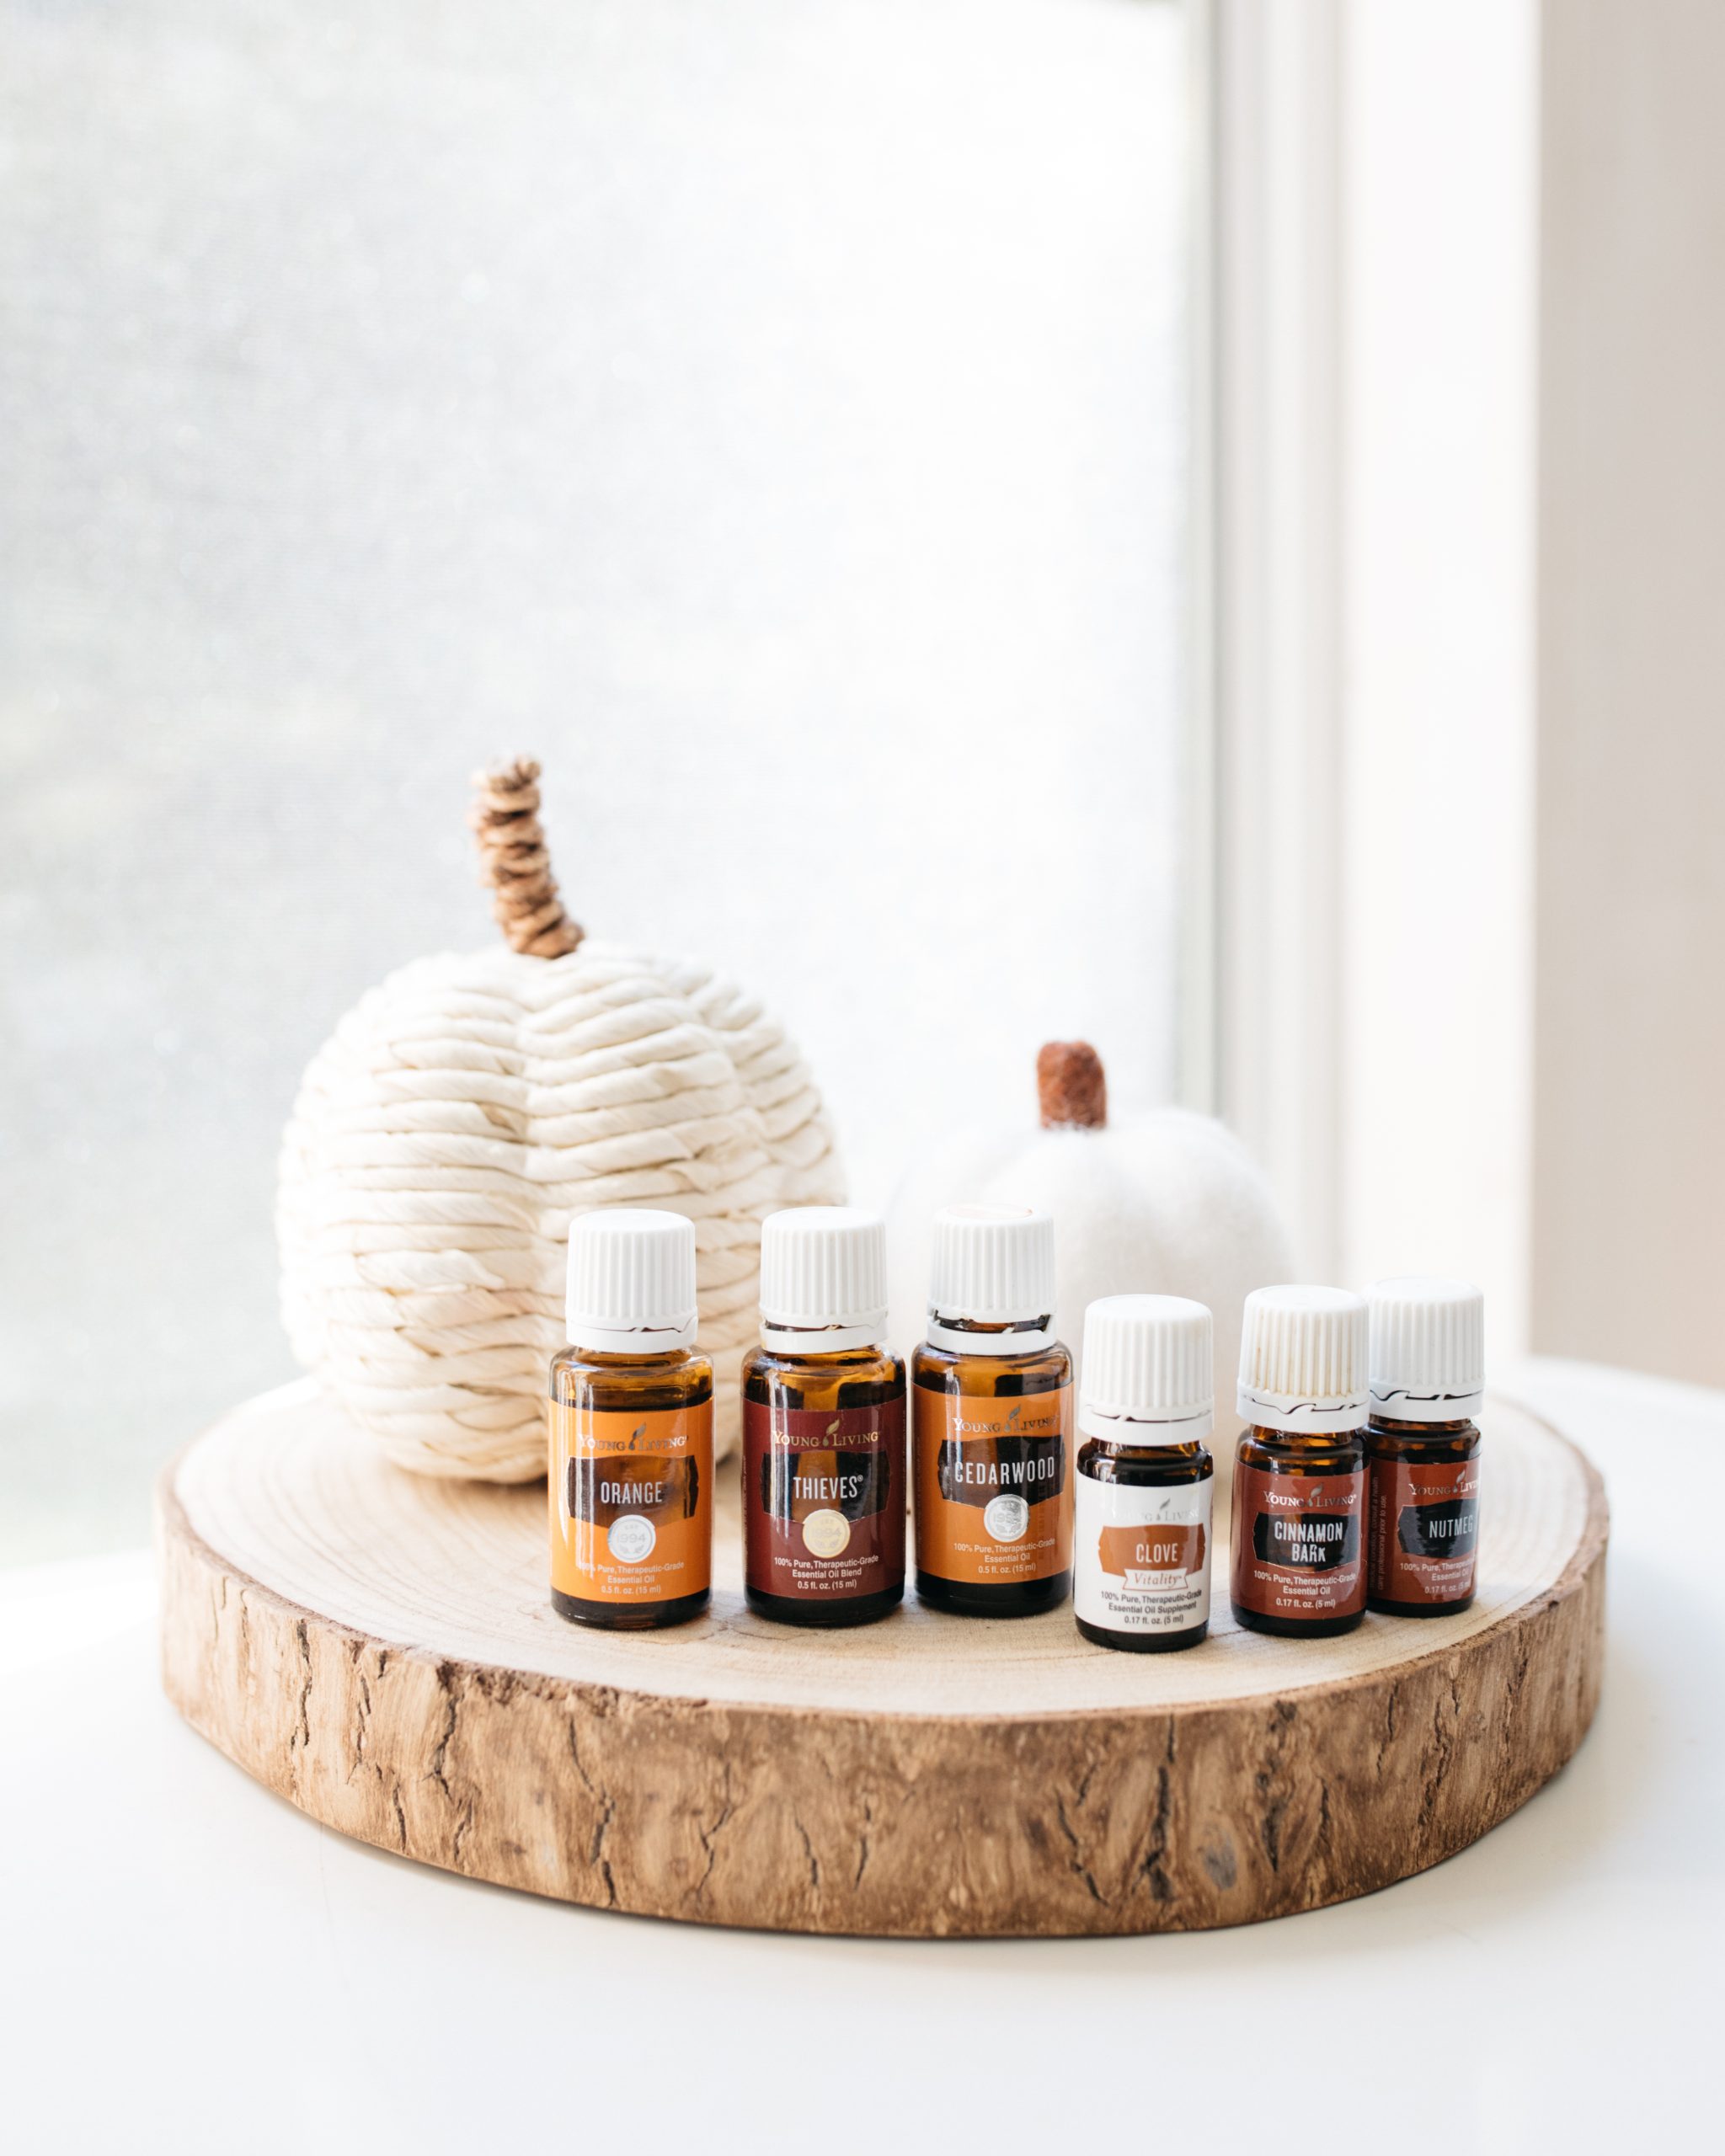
[277,760,844,1480]
[885,1042,1295,1433]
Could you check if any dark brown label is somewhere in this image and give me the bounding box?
[743,1396,905,1604]
[913,1386,1071,1587]
[1230,1460,1365,1620]
[1369,1454,1480,1604]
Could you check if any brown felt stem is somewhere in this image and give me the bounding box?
[1037,1040,1107,1129]
[468,759,584,958]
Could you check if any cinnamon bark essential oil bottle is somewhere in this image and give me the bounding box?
[1073,1294,1215,1652]
[912,1206,1072,1617]
[741,1208,906,1627]
[1365,1277,1484,1616]
[549,1209,713,1630]
[1230,1285,1369,1638]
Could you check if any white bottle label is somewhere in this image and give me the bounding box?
[1074,1472,1213,1636]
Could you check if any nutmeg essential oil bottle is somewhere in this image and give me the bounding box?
[1365,1277,1484,1616]
[1073,1294,1215,1652]
[912,1206,1072,1617]
[549,1209,713,1630]
[741,1208,906,1628]
[1230,1285,1369,1638]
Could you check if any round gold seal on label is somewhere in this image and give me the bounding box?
[800,1508,852,1559]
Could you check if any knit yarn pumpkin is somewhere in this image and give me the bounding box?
[277,760,844,1479]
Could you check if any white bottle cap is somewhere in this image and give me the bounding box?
[1366,1276,1485,1422]
[1078,1294,1214,1442]
[759,1207,889,1353]
[566,1208,699,1355]
[926,1204,1056,1353]
[1236,1284,1368,1433]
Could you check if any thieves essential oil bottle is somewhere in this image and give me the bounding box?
[1365,1277,1484,1616]
[1073,1295,1215,1652]
[1230,1285,1370,1638]
[549,1209,713,1630]
[912,1205,1073,1617]
[741,1208,906,1627]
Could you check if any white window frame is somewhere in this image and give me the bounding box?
[1189,0,1536,1350]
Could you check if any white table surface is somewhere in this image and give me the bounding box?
[3,1358,1717,2156]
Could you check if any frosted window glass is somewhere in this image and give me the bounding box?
[0,0,1189,1557]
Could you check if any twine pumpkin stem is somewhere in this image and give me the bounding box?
[1037,1040,1108,1130]
[468,758,584,958]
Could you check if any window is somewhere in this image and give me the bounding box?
[1,0,1198,1559]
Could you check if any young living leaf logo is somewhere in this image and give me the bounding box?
[827,1417,842,1439]
[628,1422,647,1450]
[1006,1405,1022,1429]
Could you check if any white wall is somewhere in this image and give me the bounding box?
[1535,0,1725,1385]
[1339,0,1537,1348]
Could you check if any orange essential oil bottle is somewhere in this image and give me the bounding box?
[549,1209,713,1630]
[1229,1285,1370,1638]
[1073,1294,1215,1652]
[741,1208,906,1628]
[912,1206,1073,1617]
[1365,1277,1484,1617]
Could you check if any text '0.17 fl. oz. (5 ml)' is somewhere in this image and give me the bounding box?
[1073,1294,1215,1652]
[548,1209,713,1630]
[1230,1285,1370,1639]
[912,1205,1073,1618]
[741,1207,906,1628]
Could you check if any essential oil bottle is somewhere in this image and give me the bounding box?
[549,1209,713,1630]
[1073,1294,1215,1653]
[911,1206,1072,1617]
[1230,1285,1369,1638]
[1365,1277,1484,1616]
[741,1208,906,1627]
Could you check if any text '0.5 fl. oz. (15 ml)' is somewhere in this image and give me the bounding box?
[548,1209,713,1631]
[912,1205,1074,1618]
[741,1207,907,1628]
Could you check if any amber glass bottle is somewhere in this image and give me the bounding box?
[548,1210,713,1631]
[741,1209,906,1628]
[912,1204,1072,1618]
[1365,1277,1485,1616]
[1229,1285,1370,1639]
[1073,1295,1215,1652]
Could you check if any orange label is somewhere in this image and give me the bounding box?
[549,1401,712,1605]
[1096,1522,1206,1577]
[912,1385,1072,1587]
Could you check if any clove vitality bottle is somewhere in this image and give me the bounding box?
[912,1206,1072,1617]
[1365,1277,1484,1616]
[1230,1285,1369,1638]
[741,1208,906,1627]
[549,1209,713,1630]
[1073,1294,1215,1652]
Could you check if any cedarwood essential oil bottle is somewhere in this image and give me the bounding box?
[1073,1294,1215,1652]
[549,1209,713,1630]
[1230,1285,1369,1638]
[1365,1277,1484,1616]
[741,1208,906,1627]
[912,1206,1073,1617]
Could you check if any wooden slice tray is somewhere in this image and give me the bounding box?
[158,1381,1606,1937]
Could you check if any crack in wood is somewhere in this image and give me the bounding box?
[1054,1792,1105,1906]
[290,1619,313,1795]
[566,1723,617,1908]
[693,1769,736,1902]
[791,1810,821,1895]
[853,1796,873,1890]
